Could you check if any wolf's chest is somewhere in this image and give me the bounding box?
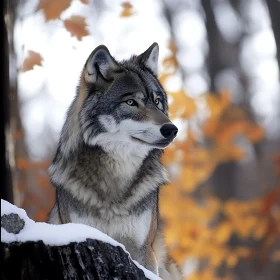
[69,209,152,247]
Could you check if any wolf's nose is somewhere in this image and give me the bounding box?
[160,123,178,140]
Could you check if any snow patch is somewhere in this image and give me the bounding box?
[1,200,161,280]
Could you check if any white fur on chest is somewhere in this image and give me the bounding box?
[70,209,152,247]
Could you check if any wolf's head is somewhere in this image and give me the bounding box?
[62,43,178,156]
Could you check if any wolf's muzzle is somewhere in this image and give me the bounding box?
[160,123,178,140]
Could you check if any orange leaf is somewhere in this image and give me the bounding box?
[210,249,226,267]
[253,219,268,240]
[169,90,197,118]
[235,247,251,258]
[215,222,232,244]
[36,0,71,21]
[120,2,134,17]
[22,51,43,72]
[203,118,218,137]
[226,253,238,267]
[80,0,88,4]
[243,123,264,143]
[162,146,177,165]
[159,73,172,86]
[64,16,89,41]
[229,145,246,161]
[180,166,197,192]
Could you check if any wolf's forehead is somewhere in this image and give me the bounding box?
[120,69,166,99]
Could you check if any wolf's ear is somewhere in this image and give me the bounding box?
[136,42,159,76]
[85,45,119,83]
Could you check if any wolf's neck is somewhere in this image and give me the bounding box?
[50,143,167,212]
[50,143,148,194]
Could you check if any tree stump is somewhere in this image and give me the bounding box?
[1,200,157,280]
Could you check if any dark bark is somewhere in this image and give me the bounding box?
[201,0,226,93]
[266,0,280,78]
[200,0,238,199]
[162,0,187,82]
[1,240,150,280]
[1,0,13,202]
[5,0,30,207]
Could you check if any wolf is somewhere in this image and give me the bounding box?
[48,43,181,279]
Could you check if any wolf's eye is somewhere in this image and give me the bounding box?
[126,99,138,106]
[155,97,160,105]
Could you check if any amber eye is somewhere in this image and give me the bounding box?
[155,97,160,105]
[126,99,138,106]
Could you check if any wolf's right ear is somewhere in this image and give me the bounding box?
[84,45,119,83]
[135,42,159,76]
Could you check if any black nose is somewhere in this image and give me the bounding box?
[160,123,178,140]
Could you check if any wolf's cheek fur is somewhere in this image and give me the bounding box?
[82,115,152,158]
[118,119,163,141]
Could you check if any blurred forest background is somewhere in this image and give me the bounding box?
[2,0,280,279]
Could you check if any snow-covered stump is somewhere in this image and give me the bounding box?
[1,200,160,280]
[1,239,149,279]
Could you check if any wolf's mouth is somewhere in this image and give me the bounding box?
[152,140,172,148]
[131,136,172,149]
[131,136,146,144]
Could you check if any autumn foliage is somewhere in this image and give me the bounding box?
[15,1,280,279]
[159,45,280,278]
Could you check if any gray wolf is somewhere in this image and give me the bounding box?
[48,43,181,279]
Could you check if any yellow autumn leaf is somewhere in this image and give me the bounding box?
[226,253,238,267]
[183,148,210,164]
[201,267,218,280]
[195,163,214,185]
[169,90,197,118]
[205,91,230,118]
[159,72,173,87]
[215,222,232,244]
[235,247,251,258]
[120,2,134,17]
[188,271,200,280]
[180,166,197,192]
[233,216,258,238]
[210,249,226,267]
[162,145,177,165]
[253,219,268,240]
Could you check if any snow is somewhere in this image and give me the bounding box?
[1,200,161,280]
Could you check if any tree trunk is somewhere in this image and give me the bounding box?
[1,0,13,203]
[5,0,30,207]
[1,240,150,280]
[201,0,225,93]
[266,0,280,77]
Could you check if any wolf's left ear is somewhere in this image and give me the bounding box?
[136,42,159,76]
[85,45,119,83]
